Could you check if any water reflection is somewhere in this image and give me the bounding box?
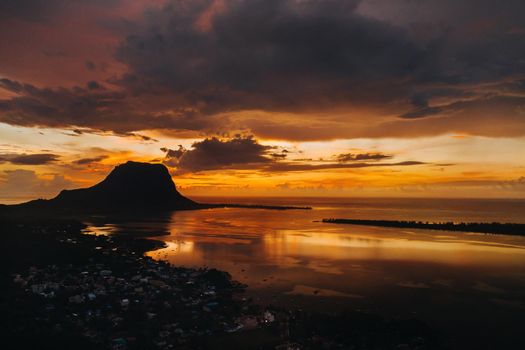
[83,212,172,236]
[82,199,525,346]
[83,206,525,297]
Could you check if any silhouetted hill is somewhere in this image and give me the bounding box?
[55,161,196,209]
[0,161,311,219]
[3,161,198,216]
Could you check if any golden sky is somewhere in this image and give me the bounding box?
[1,0,524,202]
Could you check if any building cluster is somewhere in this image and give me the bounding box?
[12,252,277,349]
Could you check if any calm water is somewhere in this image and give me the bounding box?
[85,197,525,347]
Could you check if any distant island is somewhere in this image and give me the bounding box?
[322,218,525,236]
[0,161,309,218]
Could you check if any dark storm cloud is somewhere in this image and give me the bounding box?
[358,0,525,85]
[0,78,221,135]
[1,0,525,140]
[0,0,119,22]
[115,0,425,113]
[0,78,130,131]
[336,152,392,162]
[0,153,60,165]
[163,135,275,172]
[0,0,60,21]
[111,0,525,136]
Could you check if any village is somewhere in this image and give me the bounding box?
[2,221,438,350]
[9,231,283,349]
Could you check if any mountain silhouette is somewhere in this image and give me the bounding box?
[0,161,310,219]
[6,161,199,215]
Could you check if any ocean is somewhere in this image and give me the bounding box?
[84,197,525,347]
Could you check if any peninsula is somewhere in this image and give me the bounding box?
[322,218,525,236]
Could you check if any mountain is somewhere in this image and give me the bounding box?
[0,161,310,219]
[5,161,199,215]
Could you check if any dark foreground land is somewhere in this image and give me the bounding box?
[322,218,525,236]
[0,219,440,350]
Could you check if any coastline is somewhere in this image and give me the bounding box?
[1,219,439,350]
[322,218,525,236]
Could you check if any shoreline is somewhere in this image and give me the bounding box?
[1,219,440,350]
[322,218,525,236]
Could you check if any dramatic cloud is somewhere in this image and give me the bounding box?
[0,153,60,165]
[163,135,275,172]
[0,78,128,131]
[1,0,524,200]
[115,0,423,114]
[161,135,425,174]
[0,0,524,141]
[0,78,221,135]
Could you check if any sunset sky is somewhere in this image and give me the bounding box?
[1,0,524,202]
